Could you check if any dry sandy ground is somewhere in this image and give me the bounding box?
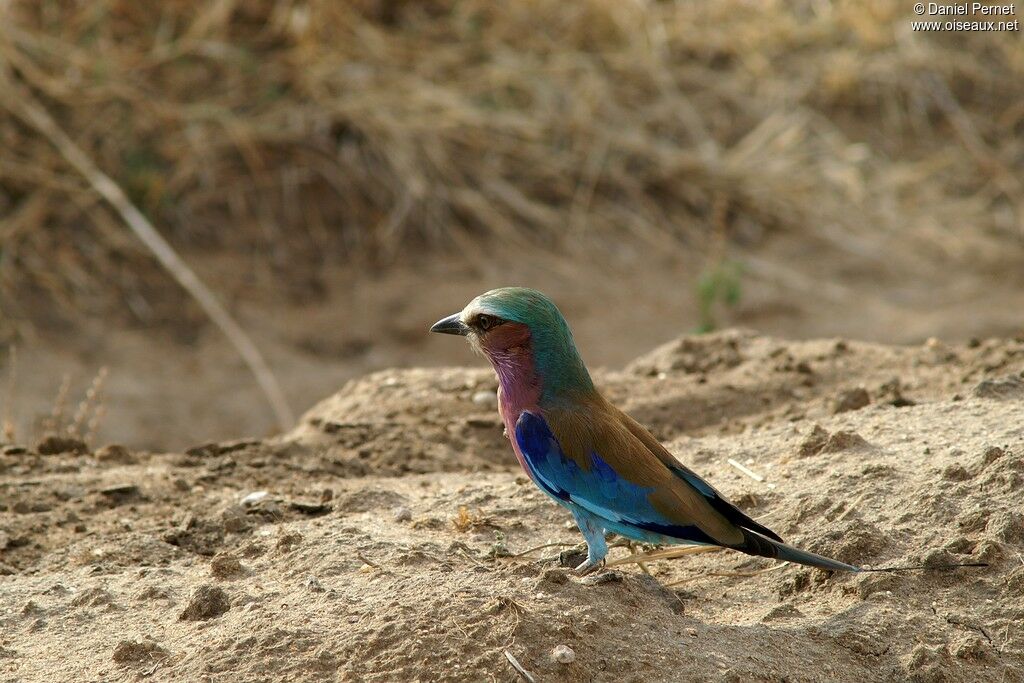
[2,331,1024,682]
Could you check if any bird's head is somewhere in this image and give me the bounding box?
[430,287,594,400]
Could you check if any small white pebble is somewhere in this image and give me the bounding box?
[240,491,269,506]
[471,390,497,406]
[552,645,576,664]
[393,506,412,522]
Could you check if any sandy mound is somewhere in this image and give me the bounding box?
[2,331,1023,682]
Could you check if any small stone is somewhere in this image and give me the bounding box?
[288,500,331,516]
[240,491,269,507]
[551,645,576,664]
[973,375,1024,400]
[832,388,870,414]
[179,585,230,621]
[221,505,250,533]
[393,506,412,522]
[472,390,497,406]
[99,484,142,506]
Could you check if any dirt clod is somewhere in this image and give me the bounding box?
[799,425,830,457]
[210,553,243,579]
[832,387,870,414]
[973,375,1024,400]
[801,425,871,456]
[112,640,169,665]
[98,484,142,506]
[276,532,302,553]
[95,444,135,464]
[36,435,88,455]
[178,585,230,621]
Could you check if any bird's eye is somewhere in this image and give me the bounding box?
[476,314,498,332]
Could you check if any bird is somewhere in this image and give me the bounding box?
[430,286,861,576]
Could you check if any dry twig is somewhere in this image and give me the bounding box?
[727,458,765,483]
[606,545,721,567]
[503,651,537,683]
[0,70,293,430]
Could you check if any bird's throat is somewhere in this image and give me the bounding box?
[487,344,542,424]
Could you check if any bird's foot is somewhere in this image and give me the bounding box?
[573,557,606,577]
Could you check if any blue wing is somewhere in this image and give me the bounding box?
[514,410,718,545]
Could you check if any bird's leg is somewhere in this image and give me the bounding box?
[570,508,608,576]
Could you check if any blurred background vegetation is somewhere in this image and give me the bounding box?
[0,0,1021,446]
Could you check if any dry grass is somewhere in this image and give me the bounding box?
[0,0,1021,330]
[452,505,496,533]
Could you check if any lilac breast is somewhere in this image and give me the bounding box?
[488,347,541,472]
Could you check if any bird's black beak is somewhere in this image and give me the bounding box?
[430,313,469,336]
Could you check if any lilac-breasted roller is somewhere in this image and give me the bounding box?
[430,287,860,576]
